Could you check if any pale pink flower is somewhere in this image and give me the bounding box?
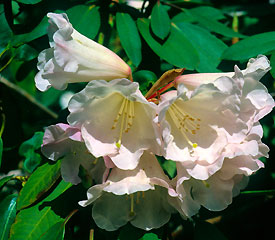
[158,79,244,180]
[79,151,177,231]
[175,123,267,211]
[35,13,131,91]
[176,55,274,139]
[41,123,104,185]
[67,78,161,170]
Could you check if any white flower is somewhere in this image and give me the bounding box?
[67,78,161,170]
[35,13,131,91]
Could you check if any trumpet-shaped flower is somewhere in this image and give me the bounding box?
[35,13,131,91]
[175,122,267,212]
[176,55,274,139]
[41,123,104,185]
[67,78,161,170]
[79,151,177,231]
[158,79,244,180]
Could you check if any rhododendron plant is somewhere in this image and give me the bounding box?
[4,4,275,239]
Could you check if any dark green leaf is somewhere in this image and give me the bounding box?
[39,221,65,240]
[194,221,227,240]
[10,180,72,240]
[0,137,3,167]
[133,70,157,95]
[0,176,14,189]
[66,5,100,40]
[16,161,61,211]
[0,195,17,240]
[14,44,38,61]
[151,2,171,40]
[137,18,199,70]
[189,6,225,21]
[116,13,142,67]
[189,10,246,38]
[171,21,227,72]
[0,5,12,51]
[16,0,42,4]
[222,32,275,60]
[19,132,44,173]
[139,233,161,240]
[162,160,177,179]
[12,16,48,46]
[270,52,275,78]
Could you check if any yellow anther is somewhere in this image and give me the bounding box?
[111,98,135,148]
[192,143,198,148]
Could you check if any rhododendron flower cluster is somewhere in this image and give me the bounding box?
[37,13,274,231]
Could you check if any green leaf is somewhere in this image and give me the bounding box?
[116,13,142,67]
[189,10,246,38]
[14,44,38,61]
[14,0,42,4]
[137,18,199,70]
[0,195,17,240]
[0,137,3,168]
[139,233,161,240]
[10,180,72,240]
[189,6,225,21]
[39,221,65,240]
[16,161,61,211]
[194,221,227,240]
[19,132,44,173]
[0,5,12,51]
[12,16,48,46]
[270,52,275,78]
[222,32,275,60]
[162,160,177,179]
[171,21,227,72]
[66,5,100,40]
[151,2,171,40]
[133,70,157,95]
[0,176,14,189]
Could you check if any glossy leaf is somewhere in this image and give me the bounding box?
[16,0,42,4]
[270,52,275,78]
[12,16,48,46]
[39,221,65,240]
[222,31,275,60]
[14,44,38,61]
[189,6,225,21]
[137,18,199,70]
[140,233,161,240]
[151,2,171,40]
[0,137,2,167]
[116,12,142,67]
[171,21,227,72]
[189,10,246,38]
[0,175,14,189]
[16,161,61,211]
[0,195,17,240]
[19,132,44,173]
[162,160,177,179]
[10,180,72,240]
[0,5,12,51]
[133,70,157,95]
[66,5,100,40]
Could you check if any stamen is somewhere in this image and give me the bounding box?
[111,98,126,130]
[142,191,145,198]
[168,107,198,148]
[136,192,140,204]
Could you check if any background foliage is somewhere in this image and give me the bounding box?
[0,0,275,239]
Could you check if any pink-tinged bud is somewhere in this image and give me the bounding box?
[175,72,234,90]
[35,13,132,92]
